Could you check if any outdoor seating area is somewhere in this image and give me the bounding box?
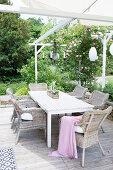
[0,85,111,169]
[0,1,113,169]
[0,102,113,169]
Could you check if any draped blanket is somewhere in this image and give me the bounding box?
[49,115,82,158]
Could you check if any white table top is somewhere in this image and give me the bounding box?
[29,91,94,114]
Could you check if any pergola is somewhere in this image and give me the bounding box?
[0,0,113,87]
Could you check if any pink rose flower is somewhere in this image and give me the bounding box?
[66,53,69,56]
[69,45,72,49]
[80,67,83,70]
[85,67,87,69]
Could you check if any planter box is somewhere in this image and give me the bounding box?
[47,90,59,99]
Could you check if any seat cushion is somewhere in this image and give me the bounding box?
[21,113,33,121]
[74,125,83,133]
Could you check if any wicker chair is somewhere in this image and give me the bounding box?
[68,85,88,99]
[6,88,31,127]
[11,98,39,130]
[13,99,46,144]
[85,90,109,109]
[74,106,112,167]
[6,88,30,101]
[29,83,47,91]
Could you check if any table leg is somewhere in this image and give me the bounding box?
[47,113,51,147]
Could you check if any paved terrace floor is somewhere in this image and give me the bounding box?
[0,106,113,170]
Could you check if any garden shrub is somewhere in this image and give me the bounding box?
[103,83,113,101]
[0,81,28,95]
[85,81,100,93]
[19,57,55,85]
[55,80,76,92]
[15,87,29,96]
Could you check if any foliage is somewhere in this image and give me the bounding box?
[15,87,29,96]
[55,80,76,92]
[85,81,100,93]
[27,17,44,42]
[0,12,30,81]
[0,0,10,4]
[0,81,28,95]
[19,56,55,85]
[103,83,113,101]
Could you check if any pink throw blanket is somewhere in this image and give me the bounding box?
[49,115,82,159]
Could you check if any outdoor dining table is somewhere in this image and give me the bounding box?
[28,91,94,147]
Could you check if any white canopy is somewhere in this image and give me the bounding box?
[0,0,113,23]
[1,0,113,43]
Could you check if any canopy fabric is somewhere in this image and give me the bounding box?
[0,0,113,43]
[1,0,113,23]
[20,0,113,19]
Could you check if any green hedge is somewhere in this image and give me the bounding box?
[103,83,113,101]
[0,81,28,96]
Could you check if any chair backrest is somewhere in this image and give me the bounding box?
[80,106,112,134]
[29,83,47,91]
[6,88,15,101]
[73,85,88,98]
[88,90,109,108]
[6,88,13,95]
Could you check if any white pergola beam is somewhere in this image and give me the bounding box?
[29,43,52,46]
[34,18,74,44]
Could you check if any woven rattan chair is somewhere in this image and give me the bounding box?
[29,83,47,91]
[85,90,109,109]
[14,99,46,144]
[11,98,39,130]
[74,106,112,167]
[68,85,88,99]
[6,88,30,101]
[6,88,31,127]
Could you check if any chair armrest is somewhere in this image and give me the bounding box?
[83,99,90,103]
[14,95,31,100]
[16,100,38,108]
[21,107,46,123]
[93,105,105,109]
[84,92,91,99]
[21,107,42,113]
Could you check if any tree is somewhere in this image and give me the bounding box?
[0,6,30,81]
[27,17,44,41]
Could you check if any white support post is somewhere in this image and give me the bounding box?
[78,60,81,86]
[35,45,45,83]
[102,36,107,89]
[35,45,37,83]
